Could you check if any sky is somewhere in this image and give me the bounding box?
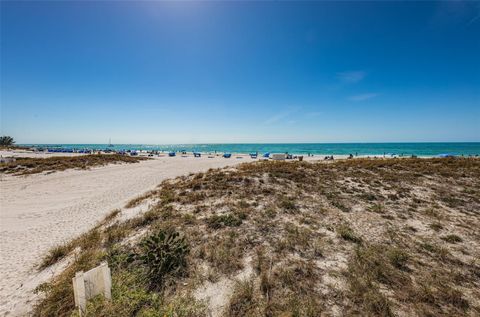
[1,1,479,144]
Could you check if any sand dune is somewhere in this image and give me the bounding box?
[0,155,244,316]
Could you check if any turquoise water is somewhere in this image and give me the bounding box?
[22,143,480,157]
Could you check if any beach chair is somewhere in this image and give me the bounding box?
[193,152,201,158]
[250,153,258,159]
[168,152,176,157]
[263,152,270,158]
[223,153,232,158]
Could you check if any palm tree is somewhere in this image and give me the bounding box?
[0,136,15,146]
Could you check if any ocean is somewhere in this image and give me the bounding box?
[21,143,480,157]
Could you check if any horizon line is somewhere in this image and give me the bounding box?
[18,141,480,146]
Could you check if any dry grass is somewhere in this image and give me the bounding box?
[337,224,362,244]
[0,154,147,175]
[226,279,258,317]
[38,244,72,270]
[33,158,480,316]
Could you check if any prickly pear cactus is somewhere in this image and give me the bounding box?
[140,230,189,286]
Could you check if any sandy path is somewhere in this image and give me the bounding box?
[0,156,244,316]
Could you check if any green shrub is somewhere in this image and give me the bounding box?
[139,229,189,288]
[337,225,362,244]
[206,214,242,229]
[279,197,298,213]
[387,248,409,269]
[429,222,443,232]
[441,234,463,244]
[369,203,385,214]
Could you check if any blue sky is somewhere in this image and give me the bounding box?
[1,1,479,144]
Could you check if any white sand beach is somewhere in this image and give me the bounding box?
[0,153,248,316]
[2,1,478,314]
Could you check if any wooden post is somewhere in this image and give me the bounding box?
[72,262,112,315]
[72,271,86,315]
[100,262,112,300]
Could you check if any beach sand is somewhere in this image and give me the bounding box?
[0,148,357,316]
[0,152,252,316]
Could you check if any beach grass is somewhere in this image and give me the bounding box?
[32,157,480,316]
[0,154,147,175]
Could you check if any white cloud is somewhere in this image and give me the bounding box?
[348,93,379,101]
[337,71,366,84]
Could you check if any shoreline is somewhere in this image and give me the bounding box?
[13,142,480,158]
[1,148,467,160]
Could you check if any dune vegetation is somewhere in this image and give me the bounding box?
[0,154,147,175]
[33,158,480,316]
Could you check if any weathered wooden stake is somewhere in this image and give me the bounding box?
[72,262,111,316]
